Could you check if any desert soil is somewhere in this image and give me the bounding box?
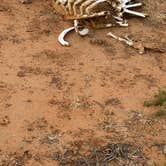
[0,0,166,165]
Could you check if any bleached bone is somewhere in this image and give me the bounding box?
[123,8,146,17]
[54,0,146,47]
[58,27,75,46]
[120,0,146,18]
[105,23,113,28]
[59,0,67,5]
[79,27,89,36]
[73,0,84,15]
[74,19,89,36]
[107,32,133,46]
[113,16,123,21]
[85,0,107,15]
[74,19,79,32]
[80,0,95,15]
[116,20,128,26]
[125,3,142,9]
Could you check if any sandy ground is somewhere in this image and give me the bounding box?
[0,0,166,165]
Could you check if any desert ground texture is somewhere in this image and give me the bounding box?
[0,0,166,165]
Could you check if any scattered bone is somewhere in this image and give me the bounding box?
[54,0,146,46]
[107,33,165,54]
[133,41,166,54]
[58,27,75,46]
[107,32,133,46]
[58,24,89,46]
[78,27,89,36]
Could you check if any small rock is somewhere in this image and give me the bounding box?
[17,71,26,77]
[0,116,10,126]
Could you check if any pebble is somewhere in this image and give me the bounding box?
[0,116,10,126]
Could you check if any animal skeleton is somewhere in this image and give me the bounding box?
[53,0,146,46]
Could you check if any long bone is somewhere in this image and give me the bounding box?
[123,8,146,17]
[107,32,133,46]
[120,0,146,17]
[121,0,131,4]
[125,3,142,9]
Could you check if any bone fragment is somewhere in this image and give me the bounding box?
[78,28,89,36]
[107,32,133,46]
[58,27,75,46]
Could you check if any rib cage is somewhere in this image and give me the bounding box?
[53,0,146,46]
[53,0,145,28]
[53,0,119,21]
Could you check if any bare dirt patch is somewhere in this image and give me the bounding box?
[0,0,166,165]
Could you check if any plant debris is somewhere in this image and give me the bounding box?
[58,143,146,166]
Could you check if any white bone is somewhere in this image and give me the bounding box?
[78,28,89,36]
[107,32,133,46]
[73,0,84,15]
[80,0,94,15]
[67,0,75,15]
[105,23,113,27]
[74,19,79,32]
[59,0,67,5]
[113,16,123,21]
[74,20,89,36]
[121,0,131,4]
[125,3,142,9]
[85,0,107,14]
[58,27,75,46]
[80,11,109,19]
[123,8,146,17]
[116,21,128,27]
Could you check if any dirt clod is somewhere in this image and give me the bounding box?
[0,116,10,126]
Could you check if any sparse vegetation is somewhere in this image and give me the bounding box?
[149,162,166,166]
[0,0,166,165]
[155,110,166,117]
[144,88,166,117]
[58,143,145,166]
